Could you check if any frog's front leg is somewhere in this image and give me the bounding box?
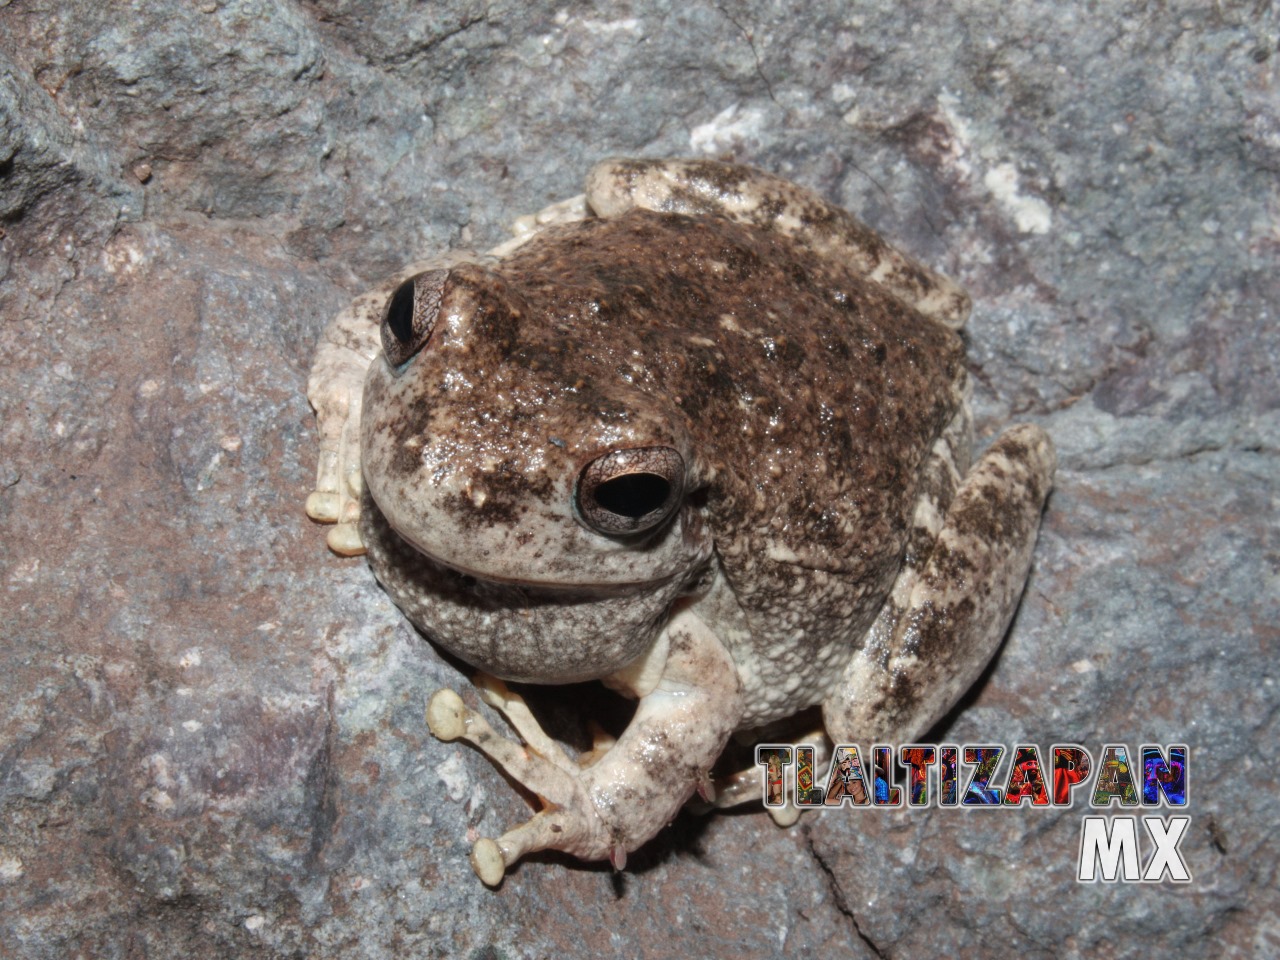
[427,607,744,885]
[305,289,388,555]
[824,424,1056,743]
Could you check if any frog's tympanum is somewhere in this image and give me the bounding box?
[306,158,1055,886]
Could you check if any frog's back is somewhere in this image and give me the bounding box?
[496,209,966,709]
[496,207,964,558]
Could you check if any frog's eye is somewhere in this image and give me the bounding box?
[576,447,685,536]
[381,269,448,369]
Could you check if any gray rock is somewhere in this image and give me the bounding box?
[1,0,1274,957]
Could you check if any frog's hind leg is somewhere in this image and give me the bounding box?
[823,423,1056,744]
[584,157,971,329]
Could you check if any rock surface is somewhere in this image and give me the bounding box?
[1,1,1276,957]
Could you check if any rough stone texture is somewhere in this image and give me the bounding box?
[1,1,1276,957]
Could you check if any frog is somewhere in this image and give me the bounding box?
[305,157,1056,886]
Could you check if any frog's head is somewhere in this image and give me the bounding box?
[359,262,712,681]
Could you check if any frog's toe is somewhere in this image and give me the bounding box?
[307,443,366,555]
[305,491,341,522]
[426,688,584,807]
[469,838,507,887]
[471,674,575,771]
[577,720,618,768]
[325,521,365,556]
[768,805,802,827]
[426,689,470,741]
[470,806,607,884]
[690,767,755,812]
[689,768,801,824]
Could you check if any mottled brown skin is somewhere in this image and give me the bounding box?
[309,157,1055,883]
[362,209,963,696]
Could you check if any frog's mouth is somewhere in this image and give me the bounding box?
[369,496,685,595]
[407,538,681,594]
[361,495,694,684]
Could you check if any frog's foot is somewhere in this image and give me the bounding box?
[824,423,1056,742]
[688,768,801,826]
[426,687,610,886]
[306,290,389,556]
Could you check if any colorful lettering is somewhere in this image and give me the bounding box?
[823,745,870,806]
[1003,745,1050,806]
[1091,745,1138,807]
[962,746,1004,805]
[939,746,959,806]
[755,744,793,808]
[900,746,937,806]
[1141,744,1187,806]
[1052,745,1092,806]
[871,746,902,806]
[796,745,824,807]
